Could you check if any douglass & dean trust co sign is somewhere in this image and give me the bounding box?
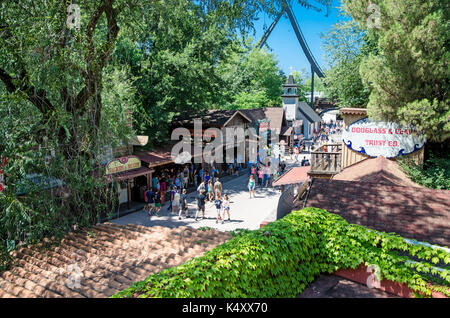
[342,118,426,158]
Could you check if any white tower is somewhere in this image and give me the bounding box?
[282,75,299,122]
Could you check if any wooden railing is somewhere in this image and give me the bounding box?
[310,143,342,174]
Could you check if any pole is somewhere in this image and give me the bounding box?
[310,65,315,108]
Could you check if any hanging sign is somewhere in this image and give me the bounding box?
[342,118,426,158]
[106,156,141,175]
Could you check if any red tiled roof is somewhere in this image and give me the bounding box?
[273,167,310,186]
[306,178,450,247]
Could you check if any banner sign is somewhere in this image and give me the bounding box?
[106,156,141,175]
[342,118,426,158]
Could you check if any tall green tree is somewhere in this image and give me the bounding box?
[219,43,285,110]
[344,0,449,142]
[321,19,374,107]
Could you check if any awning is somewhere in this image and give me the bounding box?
[109,166,154,181]
[272,166,310,186]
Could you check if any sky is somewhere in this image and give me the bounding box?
[251,0,347,76]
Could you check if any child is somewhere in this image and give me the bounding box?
[214,194,222,224]
[222,194,230,224]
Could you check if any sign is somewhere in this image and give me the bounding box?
[106,156,141,175]
[342,118,426,158]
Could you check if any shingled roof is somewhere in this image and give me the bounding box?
[305,157,450,247]
[0,224,231,298]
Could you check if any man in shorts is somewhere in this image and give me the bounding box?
[195,189,206,221]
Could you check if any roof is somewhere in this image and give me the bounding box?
[333,157,423,188]
[283,74,298,87]
[241,107,286,133]
[273,166,310,186]
[111,166,154,181]
[1,224,231,297]
[339,108,367,116]
[298,102,321,123]
[171,109,251,128]
[305,178,450,247]
[135,146,174,168]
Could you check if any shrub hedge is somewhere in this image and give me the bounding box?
[112,208,450,298]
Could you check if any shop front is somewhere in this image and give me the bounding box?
[106,155,154,211]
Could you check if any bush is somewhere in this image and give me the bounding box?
[399,153,450,190]
[113,208,450,298]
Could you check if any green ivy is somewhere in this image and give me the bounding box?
[112,208,450,298]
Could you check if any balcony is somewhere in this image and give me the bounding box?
[309,143,342,177]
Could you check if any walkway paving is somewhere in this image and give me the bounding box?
[111,168,286,232]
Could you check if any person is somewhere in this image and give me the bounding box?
[250,164,256,178]
[301,156,306,166]
[211,166,219,183]
[228,162,234,175]
[257,166,263,187]
[195,189,206,221]
[280,161,286,174]
[172,188,181,214]
[214,194,222,223]
[174,174,181,189]
[222,194,231,223]
[197,180,205,194]
[152,175,158,190]
[145,187,155,216]
[213,178,222,200]
[263,163,271,187]
[154,190,161,214]
[199,168,204,182]
[160,177,167,206]
[304,159,311,166]
[167,186,173,212]
[248,175,256,198]
[183,165,189,187]
[204,171,210,184]
[179,189,189,219]
[207,179,213,201]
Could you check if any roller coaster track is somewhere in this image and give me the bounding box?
[258,0,325,78]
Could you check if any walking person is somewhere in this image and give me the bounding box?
[222,194,231,223]
[214,194,222,223]
[248,175,256,198]
[213,177,222,200]
[178,189,189,219]
[172,188,181,214]
[207,179,214,201]
[145,187,155,216]
[195,189,206,221]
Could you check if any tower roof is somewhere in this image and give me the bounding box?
[283,74,298,87]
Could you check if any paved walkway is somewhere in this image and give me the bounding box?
[112,160,300,232]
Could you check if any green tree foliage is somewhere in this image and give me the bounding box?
[344,0,450,141]
[321,19,373,107]
[219,44,285,110]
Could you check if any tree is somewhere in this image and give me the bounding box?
[343,0,449,142]
[321,17,375,107]
[218,43,285,110]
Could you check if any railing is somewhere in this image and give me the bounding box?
[310,143,342,174]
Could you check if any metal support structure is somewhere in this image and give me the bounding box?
[310,65,315,108]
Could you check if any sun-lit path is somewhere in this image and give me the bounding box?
[112,161,299,232]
